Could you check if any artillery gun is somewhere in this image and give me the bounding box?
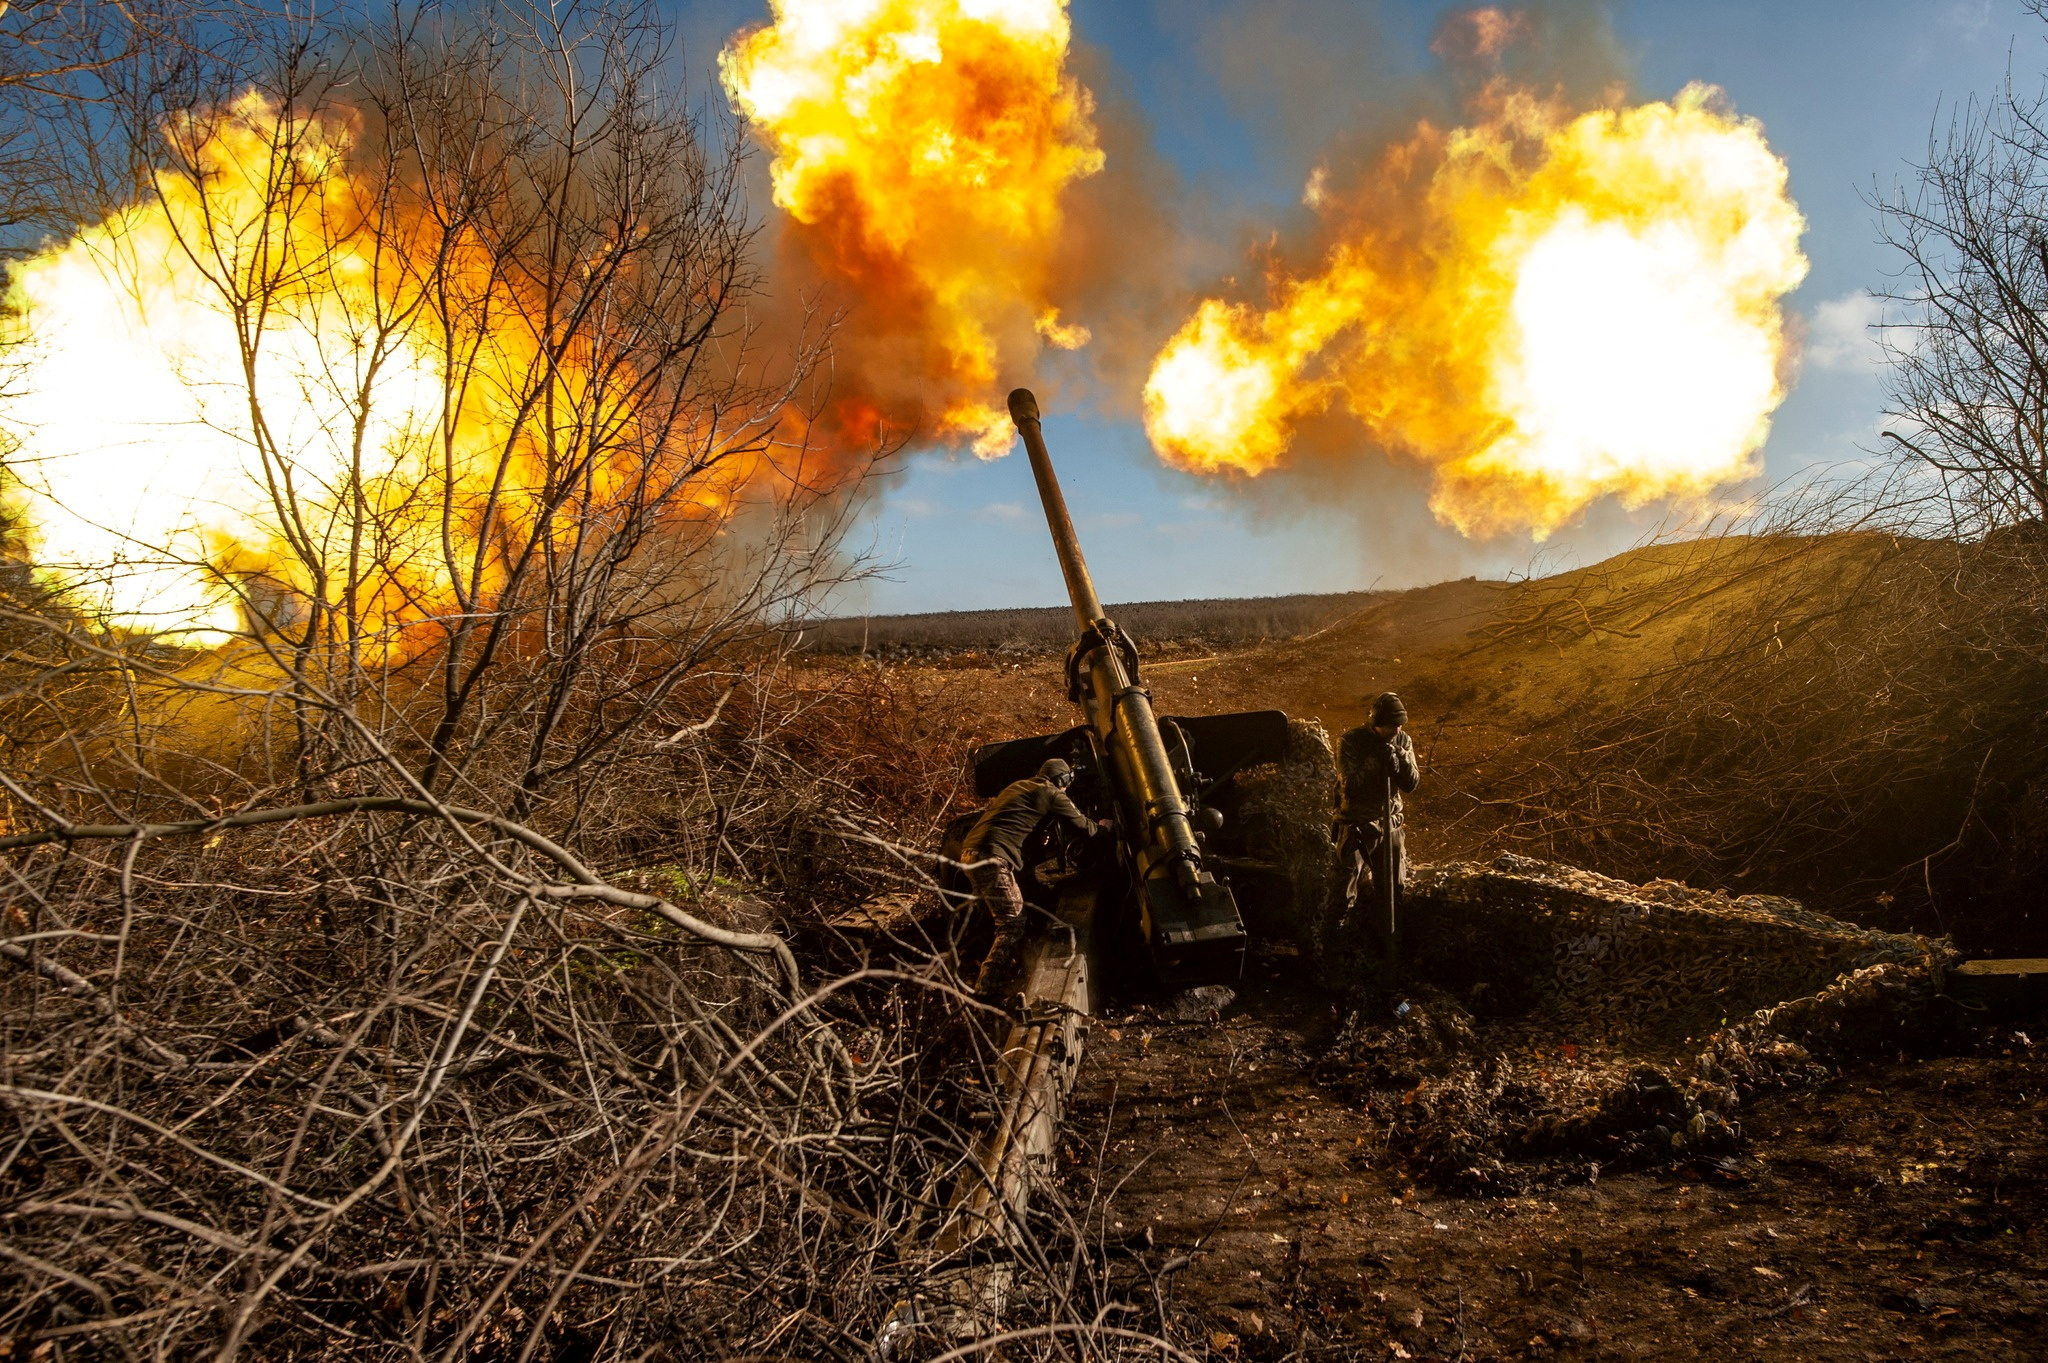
[949,388,1310,986]
[896,392,1331,1341]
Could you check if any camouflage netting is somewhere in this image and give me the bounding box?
[1322,854,1960,1193]
[1405,853,1935,1031]
[1228,718,1339,942]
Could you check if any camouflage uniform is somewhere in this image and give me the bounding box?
[960,768,1097,992]
[1336,723,1420,917]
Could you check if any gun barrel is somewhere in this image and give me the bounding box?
[1007,388,1103,631]
[1006,388,1247,980]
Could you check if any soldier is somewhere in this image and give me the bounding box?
[1336,691,1421,930]
[958,757,1105,997]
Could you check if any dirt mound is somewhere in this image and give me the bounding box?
[1321,856,1955,1193]
[1404,853,1934,1031]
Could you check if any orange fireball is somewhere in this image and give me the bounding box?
[1144,83,1809,537]
[1,95,459,641]
[720,0,1103,456]
[1,93,758,648]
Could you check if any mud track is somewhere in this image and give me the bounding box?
[1063,947,2046,1361]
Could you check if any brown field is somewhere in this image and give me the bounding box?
[804,530,2041,949]
[793,533,2048,1360]
[793,589,1388,659]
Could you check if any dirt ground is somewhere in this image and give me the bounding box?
[1061,948,2047,1361]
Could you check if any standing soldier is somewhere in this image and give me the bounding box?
[1335,692,1421,951]
[958,758,1105,997]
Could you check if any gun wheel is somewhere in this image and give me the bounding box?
[1219,717,1340,963]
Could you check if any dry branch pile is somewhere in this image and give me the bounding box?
[1,807,877,1356]
[0,549,1217,1360]
[0,691,1188,1357]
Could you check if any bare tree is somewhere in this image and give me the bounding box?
[0,1,251,255]
[1875,16,2048,531]
[5,0,887,830]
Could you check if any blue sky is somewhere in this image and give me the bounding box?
[683,1,2038,615]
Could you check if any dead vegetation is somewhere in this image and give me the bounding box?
[1421,519,2048,954]
[7,565,1337,1358]
[0,6,1200,1356]
[0,592,1220,1358]
[795,592,1384,662]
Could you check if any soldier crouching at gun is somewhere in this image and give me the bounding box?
[958,758,1109,1000]
[1335,692,1421,962]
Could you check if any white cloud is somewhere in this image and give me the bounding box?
[1805,290,1886,373]
[973,501,1028,523]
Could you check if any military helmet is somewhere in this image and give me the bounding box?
[1371,691,1407,726]
[1038,757,1075,785]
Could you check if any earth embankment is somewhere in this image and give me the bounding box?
[807,530,2047,953]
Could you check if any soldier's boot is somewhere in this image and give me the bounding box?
[974,925,1027,1001]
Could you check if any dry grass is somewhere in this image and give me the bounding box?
[1413,528,2048,953]
[794,591,1385,661]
